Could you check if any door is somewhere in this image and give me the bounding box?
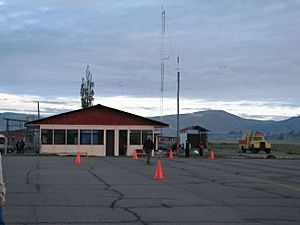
[106,130,115,156]
[119,130,128,156]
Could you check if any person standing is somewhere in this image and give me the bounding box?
[185,140,190,158]
[143,136,154,165]
[16,141,20,154]
[199,142,204,156]
[0,153,6,225]
[20,140,25,154]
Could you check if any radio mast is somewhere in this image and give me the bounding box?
[160,8,168,125]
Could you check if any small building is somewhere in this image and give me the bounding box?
[180,125,209,149]
[26,104,168,156]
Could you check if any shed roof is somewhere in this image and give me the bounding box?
[180,125,209,133]
[26,104,169,128]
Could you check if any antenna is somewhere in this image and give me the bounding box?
[161,8,165,35]
[160,7,168,126]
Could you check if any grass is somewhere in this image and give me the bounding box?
[208,142,238,150]
[209,140,300,155]
[271,143,300,155]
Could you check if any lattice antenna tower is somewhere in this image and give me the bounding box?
[160,7,168,122]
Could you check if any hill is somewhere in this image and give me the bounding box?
[151,110,300,137]
[1,111,300,139]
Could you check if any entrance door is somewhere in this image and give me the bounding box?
[119,130,128,156]
[106,130,115,156]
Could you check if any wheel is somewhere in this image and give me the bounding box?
[265,149,271,154]
[241,146,246,153]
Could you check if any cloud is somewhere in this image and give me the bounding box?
[238,114,289,121]
[0,1,299,120]
[0,91,299,120]
[0,93,78,116]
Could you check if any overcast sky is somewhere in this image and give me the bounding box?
[0,0,299,120]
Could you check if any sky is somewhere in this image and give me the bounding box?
[0,0,299,121]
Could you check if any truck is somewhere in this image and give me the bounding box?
[238,132,271,154]
[0,134,7,154]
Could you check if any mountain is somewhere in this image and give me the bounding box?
[1,110,300,138]
[151,110,300,136]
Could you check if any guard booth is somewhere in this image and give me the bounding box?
[180,125,209,149]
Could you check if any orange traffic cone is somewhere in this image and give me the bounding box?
[168,149,174,159]
[210,150,215,160]
[133,150,138,160]
[154,160,164,180]
[75,151,81,165]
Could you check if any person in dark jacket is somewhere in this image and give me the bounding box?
[143,136,154,165]
[20,140,25,154]
[199,142,204,156]
[185,140,190,158]
[16,141,20,154]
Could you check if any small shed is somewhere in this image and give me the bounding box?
[180,125,209,149]
[26,104,168,156]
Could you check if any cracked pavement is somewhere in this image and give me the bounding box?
[2,156,300,225]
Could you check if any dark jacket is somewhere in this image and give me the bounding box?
[143,139,154,152]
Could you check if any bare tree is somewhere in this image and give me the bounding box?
[80,65,95,108]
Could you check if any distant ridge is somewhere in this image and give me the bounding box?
[151,110,300,136]
[1,111,299,137]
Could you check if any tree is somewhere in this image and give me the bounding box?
[80,65,95,108]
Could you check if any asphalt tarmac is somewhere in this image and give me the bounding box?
[2,156,300,225]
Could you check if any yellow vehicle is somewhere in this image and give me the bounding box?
[238,132,271,154]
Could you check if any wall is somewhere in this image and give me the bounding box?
[39,124,154,156]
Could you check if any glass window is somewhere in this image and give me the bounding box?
[54,129,65,145]
[41,129,53,145]
[92,130,104,145]
[80,130,91,145]
[67,130,78,145]
[0,138,5,145]
[142,130,153,144]
[130,130,141,145]
[253,137,264,141]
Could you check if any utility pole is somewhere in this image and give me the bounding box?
[176,54,180,155]
[37,101,40,119]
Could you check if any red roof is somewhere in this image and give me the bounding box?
[180,125,209,132]
[26,104,169,127]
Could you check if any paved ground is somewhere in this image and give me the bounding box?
[2,155,300,225]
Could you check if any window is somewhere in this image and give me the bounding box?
[41,129,53,145]
[54,129,66,145]
[0,138,5,145]
[92,130,104,145]
[130,130,141,145]
[67,130,78,145]
[253,137,264,141]
[142,130,153,144]
[80,130,91,145]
